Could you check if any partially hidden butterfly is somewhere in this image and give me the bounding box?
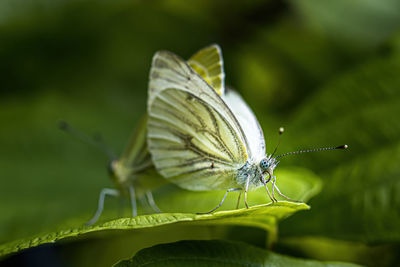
[146,44,348,213]
[85,44,230,224]
[82,117,163,225]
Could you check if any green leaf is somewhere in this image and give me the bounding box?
[279,42,400,243]
[279,236,400,267]
[0,202,309,258]
[114,239,361,267]
[154,168,321,215]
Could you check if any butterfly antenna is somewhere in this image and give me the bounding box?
[271,127,284,157]
[58,120,116,160]
[92,132,117,160]
[276,144,348,159]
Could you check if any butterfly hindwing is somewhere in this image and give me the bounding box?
[187,44,225,95]
[147,51,248,190]
[223,89,266,162]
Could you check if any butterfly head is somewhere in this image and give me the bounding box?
[258,127,283,178]
[259,156,278,178]
[107,160,129,186]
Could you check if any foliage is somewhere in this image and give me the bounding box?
[0,0,399,266]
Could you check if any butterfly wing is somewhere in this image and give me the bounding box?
[222,88,266,162]
[118,115,153,172]
[187,44,225,96]
[147,51,249,191]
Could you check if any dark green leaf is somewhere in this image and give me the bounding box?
[114,239,361,267]
[278,236,400,267]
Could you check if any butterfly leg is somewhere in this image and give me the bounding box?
[128,185,138,217]
[86,188,120,226]
[261,177,274,203]
[198,188,242,214]
[236,191,242,209]
[138,195,148,211]
[146,190,162,213]
[272,177,301,202]
[266,175,277,202]
[271,176,278,202]
[244,175,250,209]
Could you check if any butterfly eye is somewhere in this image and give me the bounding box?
[260,159,270,171]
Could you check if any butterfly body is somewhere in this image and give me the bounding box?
[108,160,130,193]
[236,161,262,190]
[236,156,277,190]
[108,159,149,195]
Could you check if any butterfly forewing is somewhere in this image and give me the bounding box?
[147,51,249,190]
[187,44,225,95]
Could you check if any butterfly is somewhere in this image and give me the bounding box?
[84,117,165,225]
[147,44,347,213]
[86,44,229,224]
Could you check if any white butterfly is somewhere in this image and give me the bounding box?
[147,44,297,212]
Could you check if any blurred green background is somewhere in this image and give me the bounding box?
[1,0,400,266]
